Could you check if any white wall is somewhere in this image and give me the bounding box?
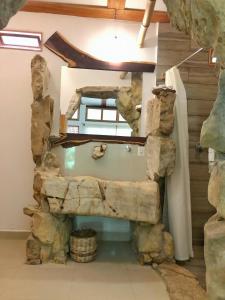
[0,11,158,231]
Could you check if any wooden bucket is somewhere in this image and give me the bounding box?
[70,229,97,263]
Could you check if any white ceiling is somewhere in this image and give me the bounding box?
[33,0,167,11]
[36,0,108,5]
[125,0,167,11]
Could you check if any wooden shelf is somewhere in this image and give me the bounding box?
[50,133,147,148]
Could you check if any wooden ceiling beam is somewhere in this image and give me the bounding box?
[107,0,125,10]
[21,1,115,19]
[20,1,170,23]
[116,9,169,23]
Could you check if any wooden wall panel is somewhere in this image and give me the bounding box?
[157,23,218,245]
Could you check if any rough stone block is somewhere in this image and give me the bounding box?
[146,88,175,136]
[0,0,26,29]
[146,136,176,180]
[208,161,225,218]
[157,262,207,300]
[26,234,41,265]
[31,95,54,165]
[25,208,72,264]
[42,176,161,224]
[31,55,49,101]
[201,69,225,152]
[204,214,225,300]
[134,223,174,265]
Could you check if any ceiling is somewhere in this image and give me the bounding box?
[21,0,169,23]
[28,0,167,11]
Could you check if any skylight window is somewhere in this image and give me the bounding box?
[0,30,42,51]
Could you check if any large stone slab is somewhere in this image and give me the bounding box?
[208,161,225,219]
[0,0,26,29]
[204,214,225,300]
[146,136,176,181]
[157,263,207,300]
[41,175,161,224]
[146,88,175,136]
[201,69,225,152]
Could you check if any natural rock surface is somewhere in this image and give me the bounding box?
[24,206,72,264]
[146,88,175,136]
[65,91,81,119]
[157,262,207,300]
[163,0,225,65]
[31,55,53,165]
[208,161,225,219]
[162,1,225,299]
[41,175,160,224]
[76,86,119,99]
[201,69,225,152]
[31,55,49,102]
[117,72,142,136]
[26,234,41,265]
[134,223,174,264]
[0,0,26,29]
[31,95,54,165]
[92,144,107,160]
[146,135,176,181]
[204,214,225,300]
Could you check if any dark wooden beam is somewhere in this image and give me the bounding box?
[50,133,147,148]
[21,1,169,23]
[44,31,156,72]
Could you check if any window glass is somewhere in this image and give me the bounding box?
[118,114,126,122]
[67,126,79,134]
[87,108,102,120]
[0,30,42,51]
[72,110,78,119]
[102,109,117,121]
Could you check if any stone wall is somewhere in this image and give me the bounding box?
[24,55,176,265]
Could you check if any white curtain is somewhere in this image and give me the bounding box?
[165,66,193,260]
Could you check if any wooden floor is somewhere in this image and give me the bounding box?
[182,246,206,290]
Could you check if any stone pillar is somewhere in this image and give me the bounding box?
[24,55,73,264]
[134,87,176,264]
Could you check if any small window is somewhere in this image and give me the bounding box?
[118,114,126,122]
[0,30,42,51]
[87,108,102,120]
[71,109,79,120]
[102,109,117,121]
[67,126,79,134]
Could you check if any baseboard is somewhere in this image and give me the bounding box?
[0,230,30,240]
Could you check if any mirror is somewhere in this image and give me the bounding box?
[60,67,154,137]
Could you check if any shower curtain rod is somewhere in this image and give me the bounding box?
[174,47,204,68]
[160,48,204,81]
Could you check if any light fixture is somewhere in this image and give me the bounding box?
[208,48,217,65]
[0,30,42,51]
